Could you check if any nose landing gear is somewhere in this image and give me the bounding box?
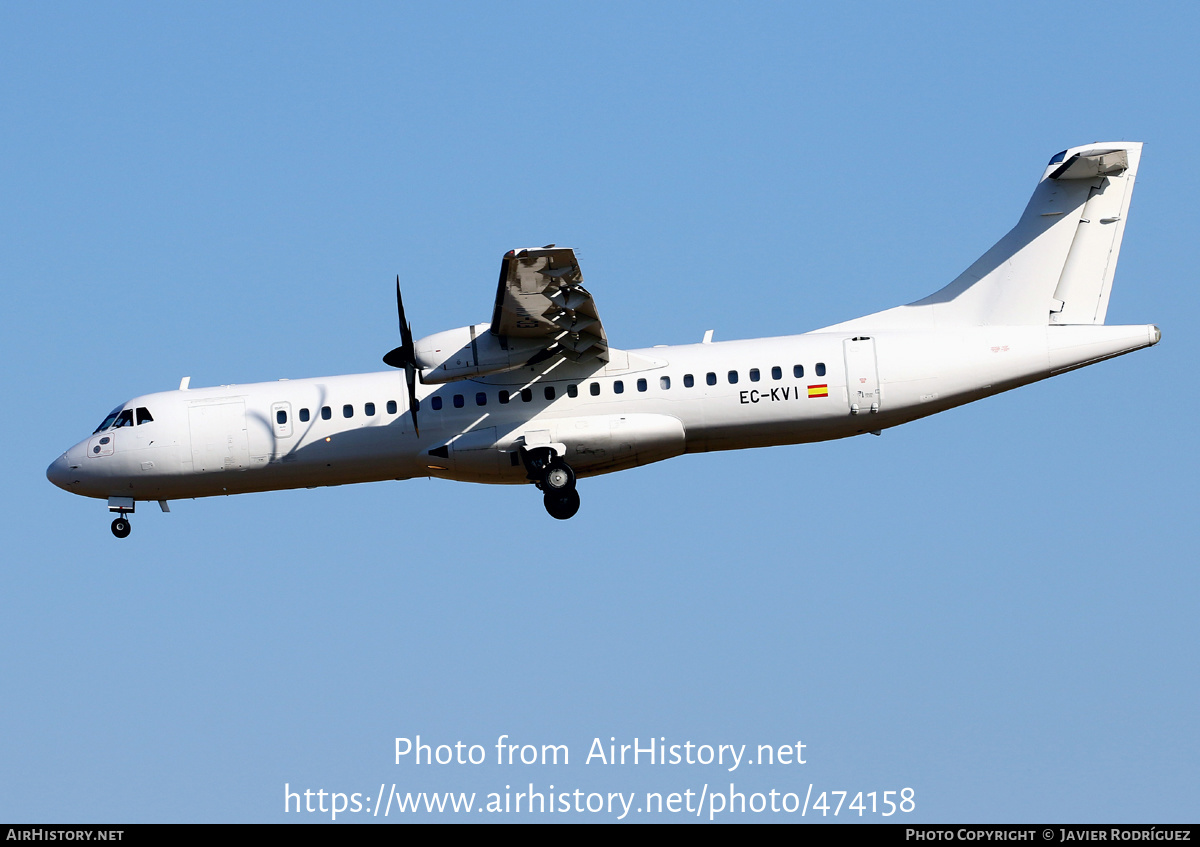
[520,446,581,520]
[111,515,131,538]
[107,497,135,539]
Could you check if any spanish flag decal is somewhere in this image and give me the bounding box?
[807,384,829,398]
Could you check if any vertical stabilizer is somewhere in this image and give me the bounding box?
[821,142,1142,331]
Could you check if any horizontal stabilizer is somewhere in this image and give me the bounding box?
[1050,148,1128,180]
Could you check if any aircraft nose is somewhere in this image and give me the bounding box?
[47,453,71,490]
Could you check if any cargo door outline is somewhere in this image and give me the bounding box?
[188,401,251,472]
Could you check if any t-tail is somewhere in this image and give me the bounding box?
[825,142,1145,331]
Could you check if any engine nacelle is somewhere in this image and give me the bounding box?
[415,323,550,384]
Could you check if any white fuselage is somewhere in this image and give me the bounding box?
[46,323,1159,504]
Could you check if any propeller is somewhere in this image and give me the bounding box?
[382,276,420,435]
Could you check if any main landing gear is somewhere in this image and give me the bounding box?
[543,487,580,521]
[521,447,581,520]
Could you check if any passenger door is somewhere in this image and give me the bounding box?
[843,336,881,414]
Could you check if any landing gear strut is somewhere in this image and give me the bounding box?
[111,515,131,538]
[521,446,581,519]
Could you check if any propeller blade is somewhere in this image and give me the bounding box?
[405,363,419,437]
[382,276,420,435]
[396,276,414,356]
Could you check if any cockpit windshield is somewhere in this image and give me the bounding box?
[92,405,154,433]
[94,406,123,434]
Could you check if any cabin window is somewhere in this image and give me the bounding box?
[321,406,332,420]
[544,386,555,401]
[453,394,465,408]
[431,396,443,411]
[343,404,354,418]
[794,364,804,378]
[567,384,578,398]
[299,408,310,422]
[365,402,376,416]
[684,374,694,388]
[637,378,647,392]
[499,390,510,404]
[816,362,826,377]
[590,382,600,396]
[614,380,624,394]
[660,376,671,389]
[728,370,738,384]
[749,369,760,382]
[772,366,782,380]
[276,410,288,425]
[476,392,487,406]
[706,372,717,386]
[521,388,533,402]
[135,407,154,424]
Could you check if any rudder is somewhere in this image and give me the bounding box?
[1045,144,1141,325]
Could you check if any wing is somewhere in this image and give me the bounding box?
[490,247,610,363]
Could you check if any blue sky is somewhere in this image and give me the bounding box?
[3,1,1198,822]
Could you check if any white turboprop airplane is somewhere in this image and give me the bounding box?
[48,142,1158,537]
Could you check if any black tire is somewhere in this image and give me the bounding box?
[543,488,581,520]
[542,460,576,492]
[111,517,131,538]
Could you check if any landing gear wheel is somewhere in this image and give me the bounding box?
[543,488,581,520]
[543,460,575,492]
[111,517,131,538]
